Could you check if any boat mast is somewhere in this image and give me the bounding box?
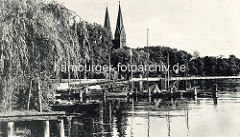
[130,48,133,91]
[147,28,151,101]
[108,38,111,90]
[67,22,71,99]
[167,51,170,90]
[185,55,188,90]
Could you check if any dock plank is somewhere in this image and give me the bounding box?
[0,111,65,122]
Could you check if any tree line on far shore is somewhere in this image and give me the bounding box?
[0,0,239,112]
[111,47,240,78]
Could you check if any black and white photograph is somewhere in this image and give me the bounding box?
[1,0,240,136]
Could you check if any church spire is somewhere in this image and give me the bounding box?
[104,5,112,39]
[114,1,126,48]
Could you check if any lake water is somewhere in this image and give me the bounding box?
[1,81,240,137]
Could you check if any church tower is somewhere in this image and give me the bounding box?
[113,2,126,49]
[104,6,112,39]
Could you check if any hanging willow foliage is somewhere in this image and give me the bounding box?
[0,0,82,112]
[0,0,112,112]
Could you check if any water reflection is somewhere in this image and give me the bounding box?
[184,100,189,136]
[166,101,171,137]
[1,83,240,137]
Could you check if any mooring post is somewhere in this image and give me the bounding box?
[148,90,151,102]
[213,97,217,105]
[79,89,83,103]
[194,87,197,100]
[212,84,218,105]
[215,84,218,93]
[43,120,50,137]
[139,74,143,92]
[59,119,65,137]
[67,116,73,137]
[189,82,192,89]
[212,84,218,98]
[7,122,14,137]
[215,84,218,98]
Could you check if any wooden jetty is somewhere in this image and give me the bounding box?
[0,111,66,137]
[51,75,236,101]
[131,76,240,82]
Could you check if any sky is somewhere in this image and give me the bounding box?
[52,0,240,58]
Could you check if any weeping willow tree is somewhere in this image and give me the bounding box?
[0,0,113,112]
[84,23,111,79]
[0,0,85,112]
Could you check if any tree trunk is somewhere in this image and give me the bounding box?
[84,62,87,79]
[27,79,32,110]
[37,77,42,112]
[8,75,12,112]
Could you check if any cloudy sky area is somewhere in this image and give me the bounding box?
[53,0,240,58]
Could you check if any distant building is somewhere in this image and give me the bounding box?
[104,2,126,49]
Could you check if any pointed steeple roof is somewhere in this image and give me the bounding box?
[114,1,126,40]
[104,5,112,38]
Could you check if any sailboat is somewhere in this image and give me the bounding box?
[150,51,174,99]
[104,48,129,98]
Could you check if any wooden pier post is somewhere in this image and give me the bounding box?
[59,119,65,137]
[7,122,14,137]
[67,116,73,137]
[79,90,83,103]
[194,87,197,100]
[212,84,218,105]
[216,84,218,98]
[139,74,143,91]
[148,90,151,102]
[43,120,50,137]
[213,97,217,105]
[212,84,218,98]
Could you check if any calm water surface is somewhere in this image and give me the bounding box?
[64,84,240,137]
[1,83,240,137]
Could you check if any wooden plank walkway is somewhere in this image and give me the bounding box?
[0,111,65,122]
[52,76,240,91]
[131,76,240,82]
